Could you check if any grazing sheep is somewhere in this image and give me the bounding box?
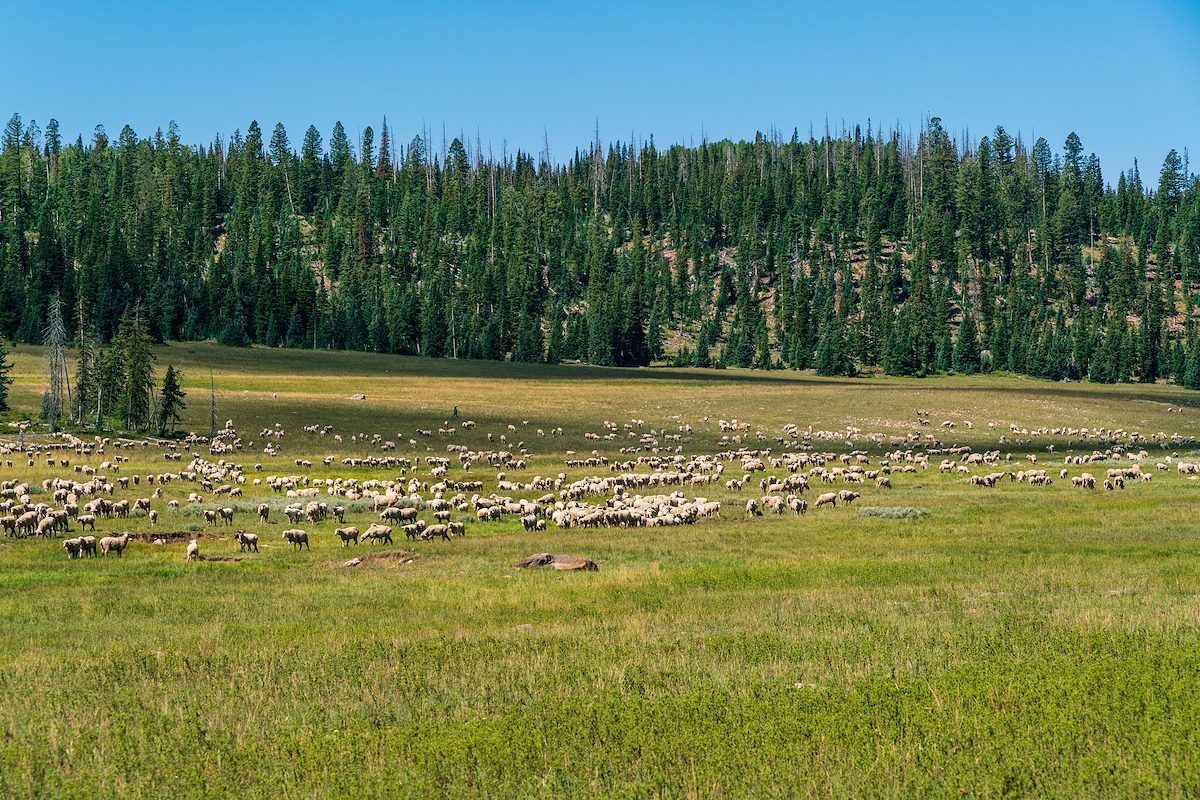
[235,530,260,552]
[148,509,158,525]
[78,514,96,531]
[362,524,393,545]
[0,515,15,536]
[448,521,466,537]
[745,498,761,517]
[79,536,97,557]
[420,524,451,541]
[876,477,892,489]
[63,537,84,559]
[333,505,346,523]
[186,539,200,561]
[837,490,860,505]
[334,526,360,546]
[257,503,270,523]
[204,509,217,525]
[281,529,309,550]
[814,492,838,509]
[219,507,235,526]
[99,533,132,557]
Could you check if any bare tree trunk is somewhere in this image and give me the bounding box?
[44,293,67,433]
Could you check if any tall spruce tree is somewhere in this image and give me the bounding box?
[156,365,185,436]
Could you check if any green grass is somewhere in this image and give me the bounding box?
[2,344,1200,798]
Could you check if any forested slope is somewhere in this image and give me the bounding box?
[1,114,1198,384]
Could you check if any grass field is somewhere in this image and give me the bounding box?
[2,343,1200,798]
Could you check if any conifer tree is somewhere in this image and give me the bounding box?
[0,335,12,413]
[156,365,185,436]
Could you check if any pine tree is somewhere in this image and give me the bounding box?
[116,308,155,431]
[156,365,186,436]
[953,309,981,374]
[0,336,12,413]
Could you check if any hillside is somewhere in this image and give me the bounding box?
[1,114,1198,386]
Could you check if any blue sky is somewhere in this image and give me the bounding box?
[5,0,1198,179]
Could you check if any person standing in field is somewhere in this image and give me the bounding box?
[453,405,459,418]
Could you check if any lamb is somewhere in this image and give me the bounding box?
[219,507,235,526]
[333,505,346,523]
[186,539,200,561]
[99,532,132,557]
[235,530,260,552]
[148,509,158,525]
[814,492,838,509]
[204,509,217,525]
[0,515,14,536]
[257,503,270,523]
[448,521,466,536]
[78,514,96,531]
[281,529,309,550]
[63,537,84,559]
[334,526,360,546]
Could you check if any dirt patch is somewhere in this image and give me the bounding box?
[192,555,247,563]
[131,530,202,543]
[336,549,420,568]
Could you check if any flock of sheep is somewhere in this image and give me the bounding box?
[1,409,1196,565]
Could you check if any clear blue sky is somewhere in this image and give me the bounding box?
[6,0,1198,179]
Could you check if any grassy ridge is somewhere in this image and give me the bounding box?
[2,344,1200,797]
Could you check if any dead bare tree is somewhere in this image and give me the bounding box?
[44,293,68,433]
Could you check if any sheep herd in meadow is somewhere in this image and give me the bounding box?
[1,407,1196,565]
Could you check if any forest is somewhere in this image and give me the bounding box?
[1,113,1198,385]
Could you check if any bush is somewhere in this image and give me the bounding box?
[857,506,928,520]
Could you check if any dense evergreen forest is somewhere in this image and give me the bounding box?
[1,113,1199,385]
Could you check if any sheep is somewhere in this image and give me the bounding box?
[79,535,97,557]
[219,507,235,526]
[78,514,96,531]
[745,498,762,517]
[235,530,260,552]
[204,509,217,525]
[148,509,158,525]
[334,526,360,546]
[257,503,270,523]
[99,533,132,557]
[281,529,309,550]
[814,492,838,509]
[63,537,84,559]
[876,476,892,489]
[186,539,200,561]
[362,523,393,545]
[36,516,57,538]
[420,524,451,541]
[0,515,14,536]
[788,497,808,516]
[333,505,346,523]
[448,521,466,537]
[837,490,860,505]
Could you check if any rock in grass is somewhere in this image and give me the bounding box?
[515,553,598,571]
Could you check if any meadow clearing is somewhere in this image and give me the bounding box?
[2,343,1200,798]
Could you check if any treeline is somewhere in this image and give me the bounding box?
[0,113,1198,385]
